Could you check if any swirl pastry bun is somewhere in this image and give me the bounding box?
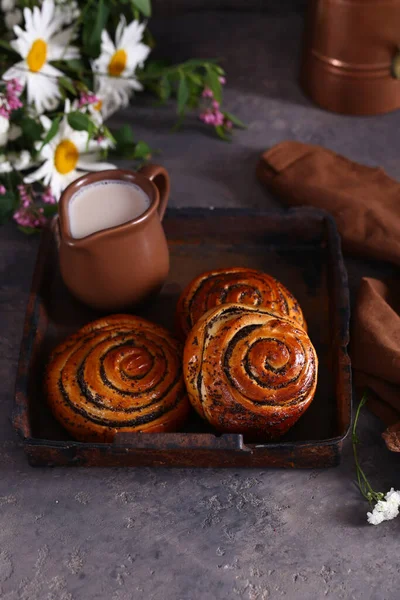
[183,304,317,440]
[176,267,306,338]
[46,314,189,442]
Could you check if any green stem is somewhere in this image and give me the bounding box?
[1,58,221,84]
[352,393,384,504]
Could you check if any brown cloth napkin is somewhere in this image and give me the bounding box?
[257,141,400,451]
[352,278,400,452]
[257,141,400,266]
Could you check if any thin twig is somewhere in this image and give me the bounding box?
[352,393,384,504]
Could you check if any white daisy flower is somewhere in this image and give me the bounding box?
[8,123,22,141]
[4,8,22,29]
[24,105,116,200]
[54,0,80,26]
[92,16,150,116]
[70,97,114,151]
[90,89,126,122]
[10,150,32,171]
[0,116,10,146]
[367,488,400,525]
[3,0,80,114]
[1,0,15,11]
[0,155,13,173]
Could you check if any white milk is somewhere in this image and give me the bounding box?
[68,180,151,239]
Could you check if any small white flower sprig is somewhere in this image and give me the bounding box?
[353,394,400,525]
[0,0,244,233]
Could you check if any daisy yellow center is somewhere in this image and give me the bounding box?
[108,49,127,77]
[27,39,47,73]
[54,139,79,175]
[94,99,103,111]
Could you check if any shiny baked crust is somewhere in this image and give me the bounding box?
[46,314,189,442]
[183,304,317,440]
[175,267,306,338]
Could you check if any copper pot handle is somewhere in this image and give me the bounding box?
[138,164,170,221]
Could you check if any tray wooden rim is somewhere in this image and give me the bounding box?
[13,207,352,467]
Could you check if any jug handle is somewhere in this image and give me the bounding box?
[138,164,170,221]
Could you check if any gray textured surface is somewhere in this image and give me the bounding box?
[1,8,400,600]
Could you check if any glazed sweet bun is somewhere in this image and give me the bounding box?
[46,314,189,442]
[183,304,317,440]
[175,267,306,338]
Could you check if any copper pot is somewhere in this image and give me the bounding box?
[301,0,400,115]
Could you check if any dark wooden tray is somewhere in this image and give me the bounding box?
[13,207,352,468]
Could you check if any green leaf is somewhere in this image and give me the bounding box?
[103,126,117,146]
[141,59,171,81]
[62,59,85,76]
[145,59,170,73]
[132,0,151,17]
[111,125,139,158]
[0,192,16,224]
[113,125,135,147]
[18,226,40,235]
[215,125,231,141]
[205,67,222,103]
[187,72,203,87]
[67,112,91,131]
[59,77,77,96]
[160,75,171,102]
[20,118,43,143]
[83,0,109,58]
[87,120,96,139]
[0,39,18,55]
[177,73,189,115]
[223,111,247,129]
[40,203,59,218]
[134,141,152,160]
[86,120,96,151]
[40,116,61,150]
[183,59,218,68]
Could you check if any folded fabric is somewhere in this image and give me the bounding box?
[257,141,400,452]
[257,141,400,266]
[352,278,400,451]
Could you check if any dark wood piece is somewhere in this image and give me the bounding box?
[13,207,352,468]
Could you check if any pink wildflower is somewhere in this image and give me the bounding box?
[18,184,31,203]
[14,208,46,228]
[213,110,224,127]
[199,108,225,127]
[199,77,233,133]
[6,79,23,112]
[78,92,100,108]
[199,110,214,125]
[8,94,22,112]
[0,79,23,119]
[14,184,45,228]
[0,185,6,195]
[0,96,10,119]
[95,134,105,145]
[202,87,213,98]
[6,79,23,95]
[41,188,56,204]
[14,186,47,229]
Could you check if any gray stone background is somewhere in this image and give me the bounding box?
[1,3,400,600]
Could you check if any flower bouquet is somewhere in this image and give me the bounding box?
[0,0,243,232]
